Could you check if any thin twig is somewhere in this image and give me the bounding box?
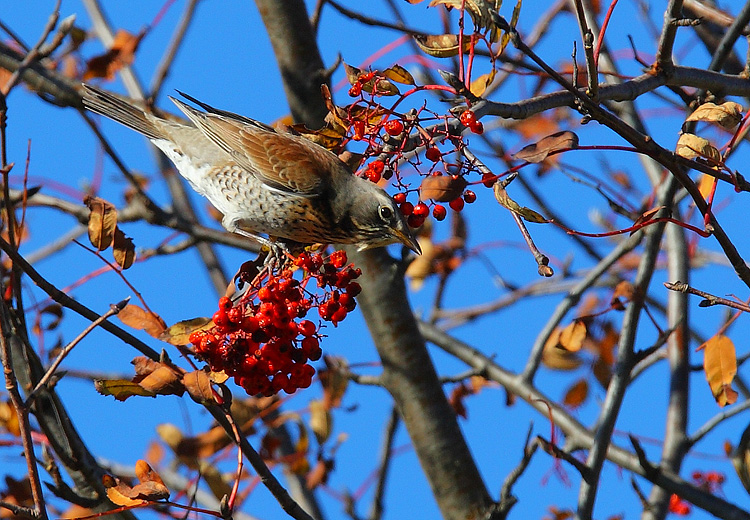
[664,281,750,313]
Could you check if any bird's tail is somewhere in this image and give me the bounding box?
[82,84,163,140]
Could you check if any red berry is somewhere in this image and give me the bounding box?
[470,121,484,134]
[348,83,362,97]
[432,204,447,221]
[366,168,381,183]
[329,250,348,268]
[189,330,204,346]
[384,119,404,136]
[393,192,407,204]
[463,190,476,203]
[370,160,385,174]
[413,202,429,218]
[449,197,465,212]
[257,286,273,302]
[352,120,366,140]
[400,201,414,216]
[345,282,361,296]
[213,310,229,327]
[297,320,317,337]
[482,172,496,187]
[218,297,232,311]
[425,147,442,162]
[460,110,476,126]
[407,214,425,228]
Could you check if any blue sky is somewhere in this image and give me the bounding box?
[3,2,750,520]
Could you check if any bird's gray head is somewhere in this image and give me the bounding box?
[346,183,421,255]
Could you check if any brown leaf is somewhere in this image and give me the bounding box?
[84,195,117,250]
[382,64,416,85]
[319,356,349,409]
[686,101,744,129]
[542,328,582,371]
[675,133,722,163]
[563,379,588,409]
[405,236,436,290]
[159,317,212,346]
[183,370,215,405]
[309,399,333,445]
[493,182,548,223]
[512,131,579,163]
[559,321,586,352]
[136,365,184,396]
[113,227,136,269]
[414,33,473,58]
[448,382,472,418]
[95,379,156,401]
[702,334,738,407]
[84,29,145,81]
[0,399,20,436]
[469,70,496,97]
[419,175,468,202]
[118,304,167,338]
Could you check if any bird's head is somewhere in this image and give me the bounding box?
[346,185,421,255]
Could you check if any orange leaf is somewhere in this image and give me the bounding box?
[84,195,117,251]
[563,379,588,409]
[419,175,468,202]
[559,321,586,352]
[183,370,215,405]
[702,334,738,407]
[84,29,145,81]
[113,227,136,269]
[118,304,166,338]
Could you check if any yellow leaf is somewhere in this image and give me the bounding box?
[469,70,496,97]
[702,334,738,407]
[559,321,586,352]
[697,173,716,199]
[95,379,156,401]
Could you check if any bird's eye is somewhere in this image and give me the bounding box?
[378,205,393,221]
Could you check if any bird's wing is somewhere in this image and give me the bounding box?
[170,97,338,196]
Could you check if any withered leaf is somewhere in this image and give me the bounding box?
[309,400,332,445]
[113,228,136,269]
[84,195,117,250]
[183,370,215,405]
[319,356,350,409]
[428,0,496,32]
[419,175,468,202]
[512,131,579,163]
[686,101,744,129]
[448,382,472,418]
[382,64,416,85]
[563,378,588,409]
[0,399,20,436]
[84,29,145,81]
[559,321,586,352]
[414,33,473,58]
[675,133,722,163]
[469,69,496,97]
[542,328,582,371]
[702,334,738,407]
[118,304,167,338]
[135,365,184,396]
[159,317,212,346]
[493,182,548,222]
[95,379,156,401]
[405,236,435,290]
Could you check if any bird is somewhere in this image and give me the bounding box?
[81,84,421,257]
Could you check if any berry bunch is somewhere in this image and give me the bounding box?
[189,251,362,396]
[460,110,484,134]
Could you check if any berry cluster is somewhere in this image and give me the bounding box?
[189,251,361,396]
[393,188,476,226]
[668,494,691,516]
[460,110,484,134]
[692,470,725,492]
[364,160,386,183]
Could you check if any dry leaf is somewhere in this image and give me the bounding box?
[448,382,473,418]
[702,334,738,407]
[84,195,117,250]
[697,173,716,199]
[382,64,416,85]
[0,400,20,436]
[405,236,436,290]
[309,400,332,445]
[686,101,744,129]
[319,356,349,409]
[512,131,579,163]
[563,379,588,409]
[469,69,496,97]
[559,321,586,352]
[675,133,722,162]
[493,181,548,222]
[429,0,497,31]
[84,29,145,81]
[113,228,136,269]
[414,33,473,58]
[95,379,156,401]
[542,328,582,371]
[419,175,468,202]
[118,304,167,338]
[183,370,215,405]
[159,317,212,345]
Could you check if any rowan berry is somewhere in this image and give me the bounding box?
[463,190,476,203]
[449,197,465,212]
[432,204,447,221]
[469,121,484,134]
[413,202,429,218]
[400,201,414,216]
[384,119,404,136]
[460,110,476,126]
[393,192,407,204]
[425,147,442,162]
[407,213,426,228]
[366,168,381,183]
[370,160,385,174]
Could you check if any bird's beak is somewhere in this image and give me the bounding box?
[392,226,422,255]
